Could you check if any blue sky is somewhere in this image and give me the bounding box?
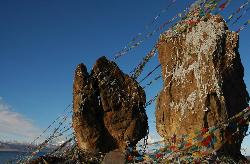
[0,0,249,154]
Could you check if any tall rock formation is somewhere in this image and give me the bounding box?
[155,14,249,156]
[72,56,148,153]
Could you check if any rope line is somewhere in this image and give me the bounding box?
[114,0,178,60]
[139,64,161,84]
[143,75,162,89]
[226,0,250,23]
[129,0,232,80]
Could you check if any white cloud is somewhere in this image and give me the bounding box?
[0,97,41,142]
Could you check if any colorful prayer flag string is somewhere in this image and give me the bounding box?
[131,45,158,79]
[128,106,250,162]
[143,75,162,89]
[128,0,178,43]
[226,0,250,23]
[232,6,250,25]
[219,0,231,11]
[129,0,230,79]
[236,19,250,33]
[139,64,161,83]
[114,0,207,60]
[17,1,250,163]
[145,94,159,107]
[20,114,73,163]
[113,0,178,60]
[114,14,180,60]
[14,104,73,163]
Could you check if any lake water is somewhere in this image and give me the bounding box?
[0,151,22,164]
[0,151,45,164]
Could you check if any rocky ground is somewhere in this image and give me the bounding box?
[27,148,250,164]
[28,155,250,164]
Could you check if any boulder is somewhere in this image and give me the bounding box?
[102,149,126,164]
[72,56,148,153]
[155,14,249,155]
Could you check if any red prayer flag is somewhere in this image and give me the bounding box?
[201,127,209,134]
[219,0,229,10]
[156,153,163,158]
[201,135,212,147]
[185,142,192,148]
[127,155,133,161]
[169,145,177,151]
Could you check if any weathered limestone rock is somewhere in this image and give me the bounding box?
[155,14,249,155]
[72,56,148,153]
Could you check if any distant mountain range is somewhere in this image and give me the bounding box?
[0,141,55,152]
